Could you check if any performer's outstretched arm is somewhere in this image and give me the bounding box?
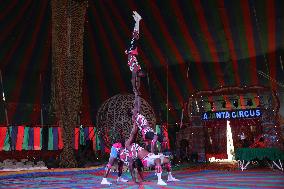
[125,123,138,148]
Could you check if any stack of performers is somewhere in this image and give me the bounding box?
[101,11,180,186]
[126,11,165,154]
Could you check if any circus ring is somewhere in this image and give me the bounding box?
[1,165,284,188]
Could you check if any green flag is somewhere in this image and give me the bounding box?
[95,128,101,150]
[3,127,12,151]
[22,127,30,150]
[48,127,53,150]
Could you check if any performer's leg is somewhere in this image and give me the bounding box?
[117,160,128,182]
[136,94,141,113]
[136,159,145,181]
[154,158,167,185]
[131,72,138,96]
[151,134,158,154]
[135,76,141,96]
[128,158,137,182]
[163,158,180,182]
[101,157,115,185]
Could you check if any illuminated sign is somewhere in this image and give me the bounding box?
[201,108,261,120]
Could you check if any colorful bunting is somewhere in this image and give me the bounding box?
[0,125,102,152]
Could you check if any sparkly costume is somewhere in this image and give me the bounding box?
[126,30,141,74]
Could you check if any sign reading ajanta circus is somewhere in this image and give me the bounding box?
[201,108,262,120]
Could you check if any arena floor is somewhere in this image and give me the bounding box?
[0,165,284,189]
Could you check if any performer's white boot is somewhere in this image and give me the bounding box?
[117,176,128,182]
[101,178,112,185]
[167,172,180,182]
[156,173,167,185]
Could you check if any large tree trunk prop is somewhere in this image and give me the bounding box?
[51,0,88,168]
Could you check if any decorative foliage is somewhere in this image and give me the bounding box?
[96,94,156,148]
[51,0,88,167]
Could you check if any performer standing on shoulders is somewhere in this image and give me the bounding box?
[126,11,165,154]
[125,11,144,97]
[132,107,165,154]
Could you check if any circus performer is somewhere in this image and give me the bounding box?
[119,148,145,183]
[100,140,129,185]
[132,158,145,182]
[125,11,144,96]
[124,122,179,186]
[131,93,165,153]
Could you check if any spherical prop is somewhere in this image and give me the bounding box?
[96,94,156,148]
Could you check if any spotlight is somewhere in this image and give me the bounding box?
[233,100,238,108]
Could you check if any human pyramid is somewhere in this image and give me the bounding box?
[101,11,180,186]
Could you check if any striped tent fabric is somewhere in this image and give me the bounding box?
[1,1,283,126]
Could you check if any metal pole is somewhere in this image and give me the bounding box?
[40,73,44,125]
[0,70,9,125]
[0,70,11,151]
[166,64,169,125]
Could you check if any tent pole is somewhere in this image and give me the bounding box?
[40,73,44,126]
[166,64,169,125]
[0,70,9,125]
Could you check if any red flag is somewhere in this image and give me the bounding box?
[16,126,25,150]
[0,127,7,150]
[58,127,63,149]
[74,127,79,150]
[34,127,41,150]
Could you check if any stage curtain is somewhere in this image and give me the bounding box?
[11,126,18,150]
[58,127,63,149]
[155,125,161,151]
[3,127,12,151]
[92,127,96,151]
[53,127,58,150]
[16,126,24,151]
[80,127,85,145]
[84,127,89,141]
[22,127,30,150]
[28,127,34,150]
[74,128,79,150]
[95,127,101,151]
[40,128,43,149]
[156,125,161,134]
[48,127,54,150]
[34,127,41,150]
[41,127,49,150]
[162,124,170,149]
[0,127,7,151]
